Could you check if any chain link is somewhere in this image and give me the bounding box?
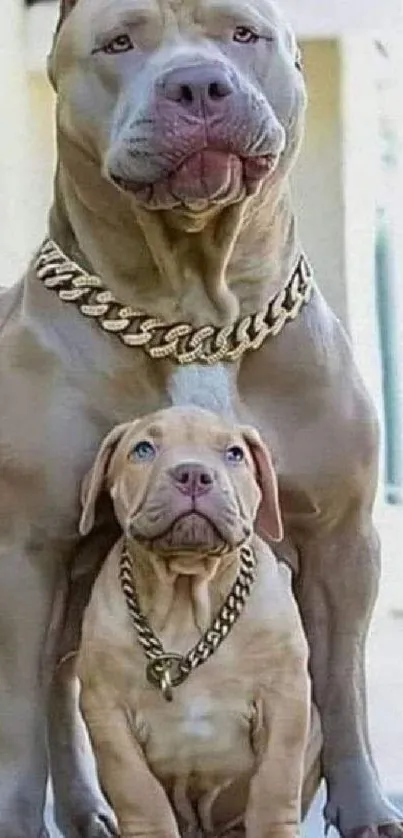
[119,543,257,702]
[34,238,314,365]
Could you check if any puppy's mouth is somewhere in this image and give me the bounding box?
[138,511,227,555]
[129,491,252,555]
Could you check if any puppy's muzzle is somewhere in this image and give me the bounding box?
[128,457,247,553]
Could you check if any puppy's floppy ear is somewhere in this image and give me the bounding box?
[79,422,134,537]
[241,427,283,543]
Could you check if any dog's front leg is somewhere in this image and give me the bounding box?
[295,514,403,838]
[49,648,118,838]
[245,641,310,838]
[79,687,181,838]
[48,535,120,838]
[0,538,67,838]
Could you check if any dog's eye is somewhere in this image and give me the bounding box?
[233,26,259,44]
[225,445,245,463]
[130,440,156,461]
[99,34,134,55]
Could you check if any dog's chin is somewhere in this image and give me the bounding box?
[149,512,227,557]
[109,149,279,216]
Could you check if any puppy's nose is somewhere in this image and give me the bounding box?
[169,462,215,496]
[159,65,234,113]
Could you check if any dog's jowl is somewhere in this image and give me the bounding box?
[0,0,399,836]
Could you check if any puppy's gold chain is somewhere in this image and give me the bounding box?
[34,238,314,365]
[119,543,257,702]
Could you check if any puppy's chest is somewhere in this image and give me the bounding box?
[83,555,293,833]
[117,615,265,788]
[135,676,256,779]
[130,661,258,833]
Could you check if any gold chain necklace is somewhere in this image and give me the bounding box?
[35,238,313,365]
[119,542,257,702]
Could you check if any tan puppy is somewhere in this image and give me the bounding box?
[77,407,311,838]
[0,0,396,833]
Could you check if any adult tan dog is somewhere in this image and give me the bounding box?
[0,0,400,837]
[77,406,311,838]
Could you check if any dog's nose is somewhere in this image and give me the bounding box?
[159,65,234,113]
[169,462,215,496]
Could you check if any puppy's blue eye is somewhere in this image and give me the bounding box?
[225,445,245,463]
[131,440,156,461]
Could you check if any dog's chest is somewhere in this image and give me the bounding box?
[138,681,255,774]
[81,549,301,835]
[133,673,256,834]
[123,602,259,777]
[89,565,265,831]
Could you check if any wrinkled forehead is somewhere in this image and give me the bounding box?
[74,0,287,33]
[120,408,243,455]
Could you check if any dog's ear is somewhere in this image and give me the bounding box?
[54,0,78,38]
[79,422,134,537]
[241,427,283,544]
[59,0,77,19]
[284,25,304,72]
[294,44,304,73]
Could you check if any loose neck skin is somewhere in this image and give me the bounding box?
[126,541,241,639]
[49,130,301,327]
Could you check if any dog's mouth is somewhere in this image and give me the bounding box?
[130,509,239,556]
[109,148,280,211]
[147,511,227,555]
